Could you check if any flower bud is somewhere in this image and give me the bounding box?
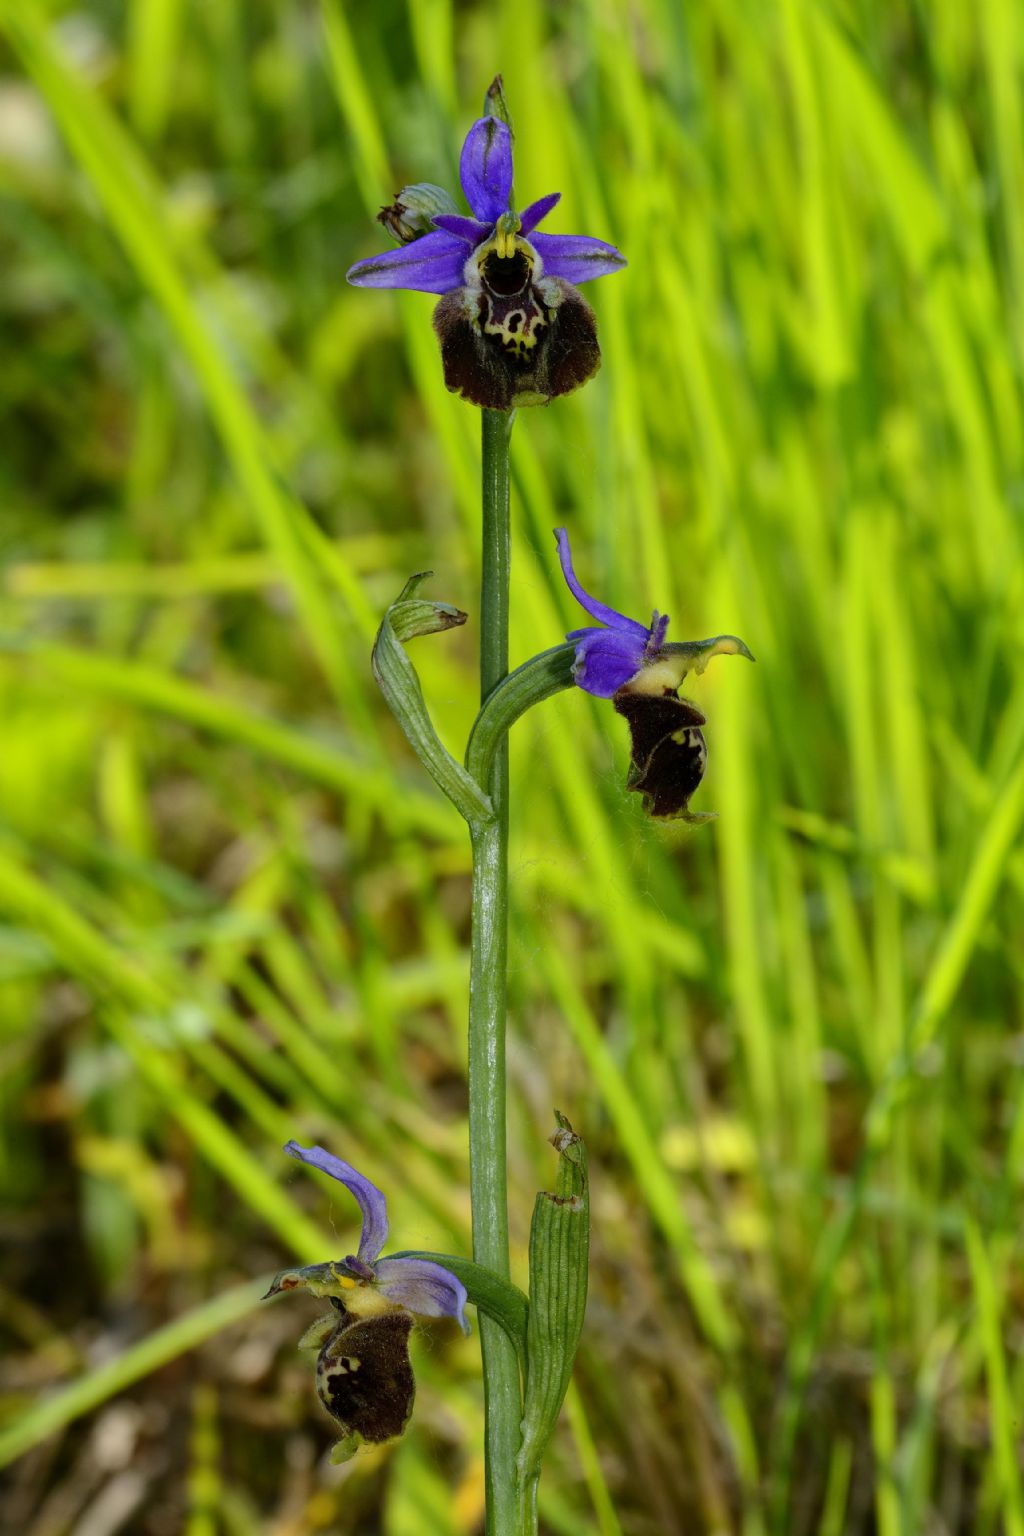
[377,183,459,245]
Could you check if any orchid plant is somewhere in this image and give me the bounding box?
[267,79,751,1536]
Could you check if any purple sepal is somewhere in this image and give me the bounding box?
[346,230,469,293]
[555,528,648,637]
[519,191,561,236]
[284,1141,389,1264]
[432,213,492,246]
[374,1256,470,1335]
[460,116,513,223]
[532,233,627,284]
[569,626,646,697]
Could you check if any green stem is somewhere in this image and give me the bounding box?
[480,409,513,709]
[519,1479,539,1536]
[472,408,521,1535]
[466,644,575,792]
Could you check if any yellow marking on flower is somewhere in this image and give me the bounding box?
[331,1355,362,1374]
[495,211,521,258]
[342,1285,400,1319]
[625,657,683,696]
[628,635,755,696]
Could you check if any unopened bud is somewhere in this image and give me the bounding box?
[377,183,458,245]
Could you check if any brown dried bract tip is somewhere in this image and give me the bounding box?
[549,1109,579,1155]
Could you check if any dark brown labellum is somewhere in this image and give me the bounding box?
[315,1305,415,1445]
[613,692,709,819]
[433,272,600,409]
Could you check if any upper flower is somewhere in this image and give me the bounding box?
[265,1141,469,1332]
[347,113,626,296]
[346,87,626,409]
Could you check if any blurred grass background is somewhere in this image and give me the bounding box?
[0,0,1023,1531]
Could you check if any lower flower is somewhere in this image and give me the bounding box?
[265,1142,468,1462]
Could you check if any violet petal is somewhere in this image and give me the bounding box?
[459,116,514,223]
[555,528,648,637]
[531,232,626,284]
[374,1256,470,1334]
[284,1141,389,1264]
[432,213,493,245]
[569,627,648,698]
[346,230,468,294]
[519,191,561,237]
